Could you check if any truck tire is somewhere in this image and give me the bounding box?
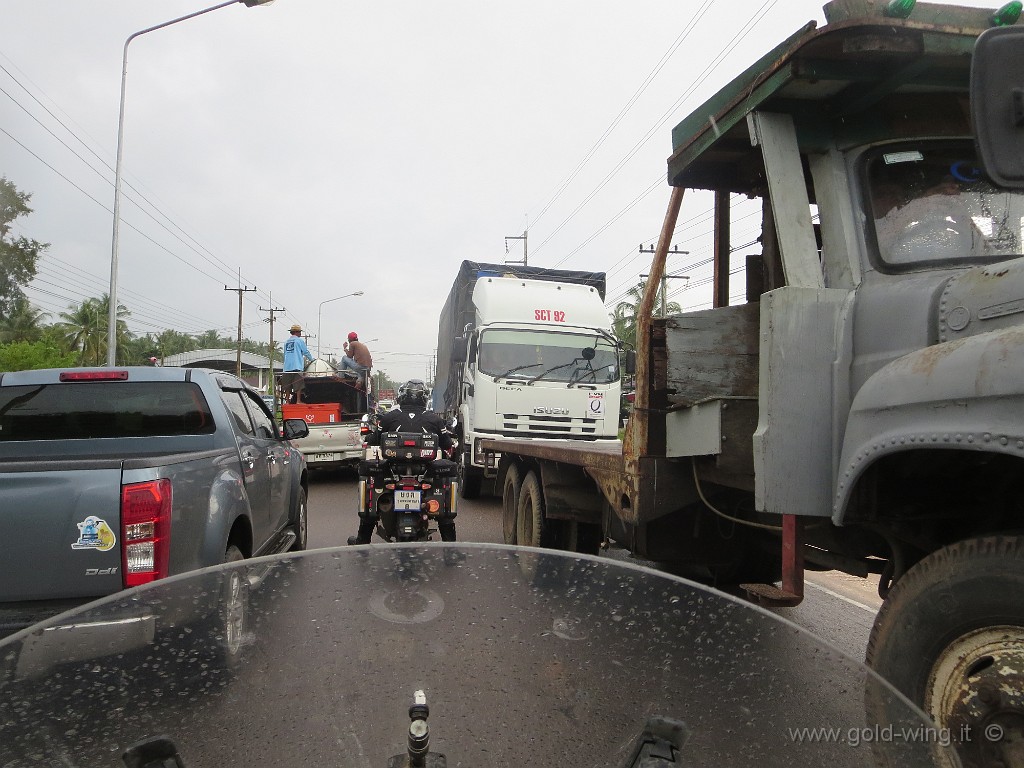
[866,535,1024,767]
[215,544,248,670]
[517,471,555,548]
[502,463,522,544]
[289,487,308,552]
[458,450,482,499]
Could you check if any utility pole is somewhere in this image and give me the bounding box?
[260,294,286,412]
[640,243,689,317]
[505,230,527,266]
[225,283,256,378]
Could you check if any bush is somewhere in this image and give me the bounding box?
[0,340,77,372]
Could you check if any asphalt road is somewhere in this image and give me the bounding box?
[305,467,884,664]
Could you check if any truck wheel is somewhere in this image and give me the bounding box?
[502,463,522,544]
[866,535,1024,767]
[216,544,248,669]
[458,451,482,499]
[517,471,554,548]
[289,487,308,552]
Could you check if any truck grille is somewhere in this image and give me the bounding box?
[501,414,598,436]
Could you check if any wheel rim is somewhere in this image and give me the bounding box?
[223,571,245,658]
[925,625,1024,766]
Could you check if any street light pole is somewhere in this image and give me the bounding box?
[106,0,274,366]
[317,291,364,359]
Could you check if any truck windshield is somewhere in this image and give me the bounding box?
[478,330,618,384]
[0,382,216,441]
[867,141,1024,268]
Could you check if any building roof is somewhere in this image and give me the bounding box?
[160,348,282,372]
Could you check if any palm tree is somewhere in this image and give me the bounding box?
[612,280,682,349]
[56,295,130,365]
[0,295,48,343]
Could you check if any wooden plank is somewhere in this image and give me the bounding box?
[663,303,760,404]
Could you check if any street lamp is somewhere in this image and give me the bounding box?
[317,291,364,359]
[106,0,274,366]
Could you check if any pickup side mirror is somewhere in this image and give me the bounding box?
[972,25,1024,188]
[282,418,310,440]
[452,336,467,363]
[624,349,637,375]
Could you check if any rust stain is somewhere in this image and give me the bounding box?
[908,337,970,376]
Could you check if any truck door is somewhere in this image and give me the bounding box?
[242,390,290,531]
[220,390,275,540]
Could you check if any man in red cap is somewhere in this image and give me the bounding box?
[341,331,372,388]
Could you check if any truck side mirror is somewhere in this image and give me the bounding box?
[624,350,637,375]
[972,26,1024,188]
[453,336,467,363]
[282,418,310,440]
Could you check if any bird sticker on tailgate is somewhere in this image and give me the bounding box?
[72,516,116,552]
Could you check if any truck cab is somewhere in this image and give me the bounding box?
[434,262,622,497]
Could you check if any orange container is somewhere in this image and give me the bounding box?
[282,403,341,424]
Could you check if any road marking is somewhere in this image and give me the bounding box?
[806,578,878,614]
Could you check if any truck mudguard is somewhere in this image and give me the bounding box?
[834,326,1024,524]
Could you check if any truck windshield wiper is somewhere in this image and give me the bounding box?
[528,360,579,385]
[495,363,541,379]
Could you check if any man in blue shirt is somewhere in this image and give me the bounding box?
[282,324,314,404]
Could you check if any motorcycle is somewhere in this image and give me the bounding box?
[358,413,458,542]
[0,544,954,767]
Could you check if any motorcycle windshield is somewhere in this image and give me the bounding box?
[0,545,949,767]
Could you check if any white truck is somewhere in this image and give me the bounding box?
[432,261,622,500]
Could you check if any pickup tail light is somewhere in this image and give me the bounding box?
[121,479,171,587]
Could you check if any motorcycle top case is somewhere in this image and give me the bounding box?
[380,432,437,460]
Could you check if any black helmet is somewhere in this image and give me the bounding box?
[397,379,428,408]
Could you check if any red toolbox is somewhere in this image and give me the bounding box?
[282,403,341,424]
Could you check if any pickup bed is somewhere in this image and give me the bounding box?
[0,366,310,642]
[284,368,368,471]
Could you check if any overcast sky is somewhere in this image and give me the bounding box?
[1,0,1001,381]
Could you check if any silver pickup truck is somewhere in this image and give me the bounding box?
[0,366,310,648]
[285,363,368,471]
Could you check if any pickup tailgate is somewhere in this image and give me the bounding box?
[0,461,123,601]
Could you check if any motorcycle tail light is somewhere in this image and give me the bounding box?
[403,439,416,446]
[121,479,171,588]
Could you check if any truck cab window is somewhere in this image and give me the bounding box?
[222,392,254,436]
[244,393,276,439]
[478,330,618,384]
[867,142,1024,268]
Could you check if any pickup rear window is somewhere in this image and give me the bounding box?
[0,382,216,441]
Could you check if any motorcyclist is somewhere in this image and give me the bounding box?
[347,379,458,545]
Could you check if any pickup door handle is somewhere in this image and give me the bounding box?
[266,453,277,465]
[242,451,256,470]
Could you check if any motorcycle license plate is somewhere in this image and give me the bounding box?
[394,490,421,510]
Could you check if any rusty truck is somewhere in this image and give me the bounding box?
[482,1,1024,762]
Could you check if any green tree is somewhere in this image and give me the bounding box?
[56,295,131,365]
[612,280,682,349]
[0,339,76,372]
[195,329,232,349]
[0,295,48,343]
[0,178,48,319]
